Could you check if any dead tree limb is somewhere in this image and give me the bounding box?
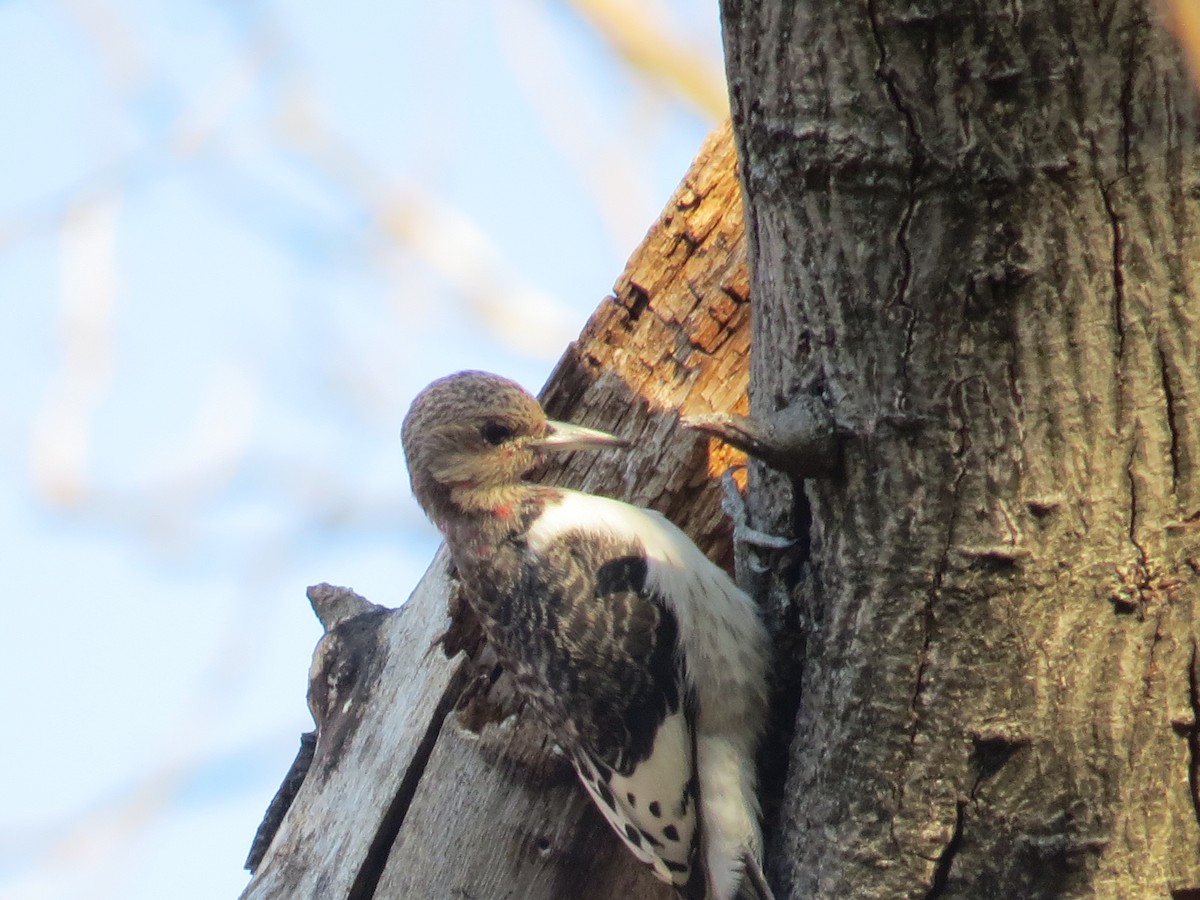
[241,124,754,900]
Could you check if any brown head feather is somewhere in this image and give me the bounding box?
[402,371,550,525]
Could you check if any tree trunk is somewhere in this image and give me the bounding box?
[241,126,753,900]
[720,0,1200,897]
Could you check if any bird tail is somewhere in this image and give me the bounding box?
[734,852,775,900]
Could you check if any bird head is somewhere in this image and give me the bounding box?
[402,370,626,521]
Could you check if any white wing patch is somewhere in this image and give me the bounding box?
[572,708,696,887]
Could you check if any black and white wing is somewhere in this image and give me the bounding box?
[511,519,701,890]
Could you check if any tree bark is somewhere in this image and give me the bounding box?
[241,126,753,900]
[720,1,1200,897]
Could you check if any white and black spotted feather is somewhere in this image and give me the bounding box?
[456,502,703,885]
[572,712,698,887]
[527,492,771,900]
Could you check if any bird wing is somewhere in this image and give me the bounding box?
[507,521,701,890]
[571,708,699,889]
[526,489,771,900]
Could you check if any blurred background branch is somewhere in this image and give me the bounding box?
[0,1,724,898]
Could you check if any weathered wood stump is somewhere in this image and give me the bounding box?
[241,125,757,900]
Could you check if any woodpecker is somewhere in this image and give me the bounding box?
[402,371,773,900]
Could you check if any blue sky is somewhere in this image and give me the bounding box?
[0,1,722,897]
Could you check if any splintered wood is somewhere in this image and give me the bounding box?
[241,124,749,900]
[541,121,750,565]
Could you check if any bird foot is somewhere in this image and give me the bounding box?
[720,469,796,552]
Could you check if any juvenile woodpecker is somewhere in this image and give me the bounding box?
[402,371,773,900]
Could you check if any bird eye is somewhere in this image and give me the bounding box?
[481,422,514,445]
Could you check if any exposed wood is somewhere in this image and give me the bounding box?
[538,119,752,563]
[242,123,753,899]
[242,563,467,900]
[375,720,662,899]
[721,0,1200,896]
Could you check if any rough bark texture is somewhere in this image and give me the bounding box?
[720,1,1200,897]
[241,125,752,899]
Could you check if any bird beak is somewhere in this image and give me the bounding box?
[535,420,629,452]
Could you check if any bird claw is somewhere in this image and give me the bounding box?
[719,467,750,526]
[720,468,796,550]
[734,523,797,551]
